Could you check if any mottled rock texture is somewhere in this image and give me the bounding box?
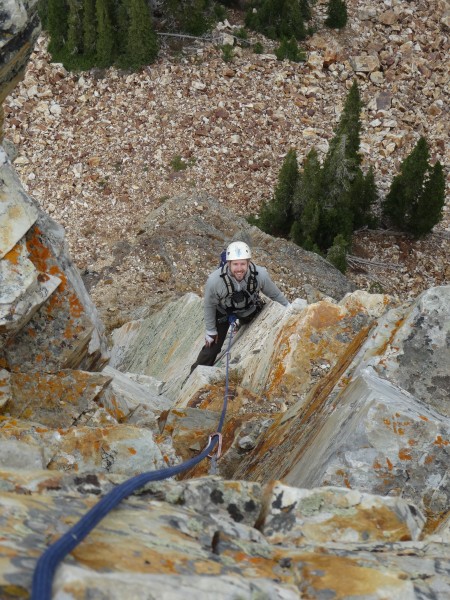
[1,3,449,599]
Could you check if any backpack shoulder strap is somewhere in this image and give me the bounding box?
[220,264,234,296]
[247,262,258,294]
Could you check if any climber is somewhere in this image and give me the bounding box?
[190,241,289,373]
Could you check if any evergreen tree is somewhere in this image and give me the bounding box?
[67,0,83,56]
[382,137,430,230]
[257,148,298,237]
[326,234,349,273]
[96,0,116,67]
[47,0,69,54]
[123,0,158,69]
[291,148,322,249]
[349,166,379,230]
[165,0,212,36]
[325,0,348,29]
[299,0,311,21]
[37,0,50,30]
[82,0,97,57]
[246,0,307,41]
[318,82,363,249]
[319,135,356,249]
[275,37,306,62]
[332,80,362,166]
[408,161,446,238]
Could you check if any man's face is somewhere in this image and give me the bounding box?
[229,259,249,282]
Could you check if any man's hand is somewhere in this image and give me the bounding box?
[205,334,218,347]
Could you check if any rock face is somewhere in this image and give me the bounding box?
[0,0,41,139]
[1,3,450,600]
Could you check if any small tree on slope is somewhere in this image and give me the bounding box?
[382,137,445,237]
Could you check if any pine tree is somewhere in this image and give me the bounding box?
[291,148,322,248]
[319,135,356,249]
[123,0,158,69]
[47,0,69,55]
[246,0,307,41]
[83,0,97,57]
[96,0,116,67]
[67,0,83,56]
[317,82,363,249]
[408,161,446,238]
[257,148,298,237]
[275,37,306,62]
[325,0,348,29]
[326,234,349,273]
[332,80,362,166]
[349,166,379,230]
[382,137,430,230]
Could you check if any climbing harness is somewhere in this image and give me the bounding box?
[31,318,238,600]
[220,261,259,312]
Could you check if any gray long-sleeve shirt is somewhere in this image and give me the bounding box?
[204,263,289,335]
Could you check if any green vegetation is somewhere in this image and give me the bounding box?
[275,37,306,62]
[221,43,234,62]
[249,148,298,237]
[249,80,445,272]
[245,0,310,41]
[325,0,348,29]
[170,155,196,171]
[40,0,158,71]
[382,138,445,238]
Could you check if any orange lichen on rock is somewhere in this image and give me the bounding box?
[4,242,22,266]
[398,448,412,460]
[433,435,449,447]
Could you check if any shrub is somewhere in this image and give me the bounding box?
[382,137,445,237]
[221,43,234,62]
[256,148,299,237]
[275,37,306,62]
[122,0,158,70]
[326,234,349,273]
[325,0,348,29]
[245,0,309,41]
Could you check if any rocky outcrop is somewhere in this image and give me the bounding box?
[0,0,40,140]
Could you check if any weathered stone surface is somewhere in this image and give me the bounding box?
[2,369,111,427]
[110,292,205,400]
[99,365,173,427]
[0,147,38,257]
[1,2,450,598]
[261,483,425,545]
[0,0,40,139]
[1,477,449,599]
[350,54,380,72]
[370,286,450,417]
[0,223,106,372]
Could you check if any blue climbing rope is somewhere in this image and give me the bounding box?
[31,318,237,600]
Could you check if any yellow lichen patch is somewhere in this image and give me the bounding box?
[306,505,412,543]
[308,302,345,329]
[297,553,408,598]
[192,560,222,575]
[219,550,283,580]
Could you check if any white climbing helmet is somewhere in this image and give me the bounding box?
[226,241,251,261]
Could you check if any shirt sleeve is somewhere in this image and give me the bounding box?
[203,271,220,334]
[257,266,289,307]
